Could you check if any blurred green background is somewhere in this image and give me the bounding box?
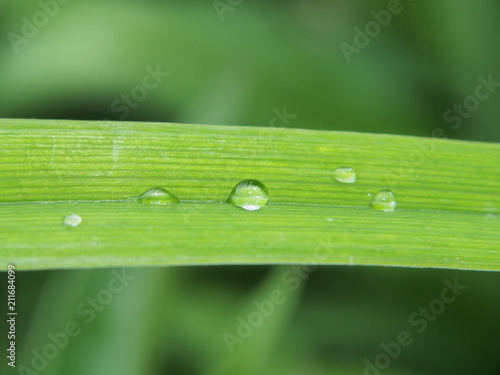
[1,0,499,374]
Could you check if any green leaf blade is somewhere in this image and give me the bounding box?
[0,119,499,271]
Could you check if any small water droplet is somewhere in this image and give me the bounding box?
[136,187,179,205]
[331,166,356,183]
[325,218,335,222]
[371,190,397,212]
[227,179,269,211]
[63,214,82,227]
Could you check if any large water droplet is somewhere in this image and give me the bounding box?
[371,190,397,212]
[227,180,269,211]
[63,213,82,227]
[331,166,356,183]
[137,187,179,205]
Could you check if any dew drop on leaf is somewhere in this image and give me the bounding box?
[63,213,82,227]
[137,187,179,205]
[227,180,269,211]
[371,190,397,212]
[331,166,356,183]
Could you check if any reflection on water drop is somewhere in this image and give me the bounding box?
[227,180,269,211]
[63,214,82,227]
[331,167,356,183]
[137,187,179,205]
[371,190,397,212]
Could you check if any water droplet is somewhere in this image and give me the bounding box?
[331,166,356,183]
[325,218,335,222]
[63,214,82,227]
[370,190,397,212]
[136,187,179,205]
[227,180,269,211]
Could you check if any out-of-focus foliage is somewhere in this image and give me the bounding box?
[1,0,499,141]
